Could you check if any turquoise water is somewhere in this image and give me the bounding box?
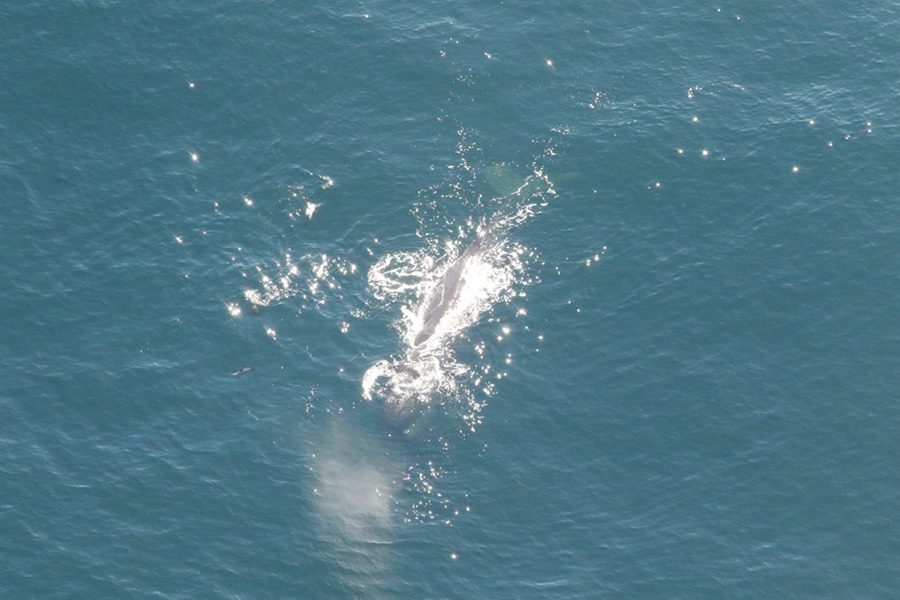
[2,2,898,598]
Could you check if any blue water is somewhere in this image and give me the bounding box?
[2,2,898,598]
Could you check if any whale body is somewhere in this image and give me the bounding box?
[412,233,493,347]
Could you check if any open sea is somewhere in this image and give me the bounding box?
[1,2,898,598]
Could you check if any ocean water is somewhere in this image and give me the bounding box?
[1,1,898,598]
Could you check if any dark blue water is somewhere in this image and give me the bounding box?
[2,2,898,598]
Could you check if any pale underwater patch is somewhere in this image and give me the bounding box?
[311,427,395,530]
[304,414,401,597]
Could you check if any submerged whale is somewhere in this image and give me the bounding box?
[413,232,494,347]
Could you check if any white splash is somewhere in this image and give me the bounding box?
[235,252,356,312]
[318,174,335,189]
[362,224,532,429]
[360,142,556,431]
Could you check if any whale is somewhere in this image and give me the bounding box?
[412,232,494,347]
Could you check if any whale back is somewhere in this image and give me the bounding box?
[412,232,494,347]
